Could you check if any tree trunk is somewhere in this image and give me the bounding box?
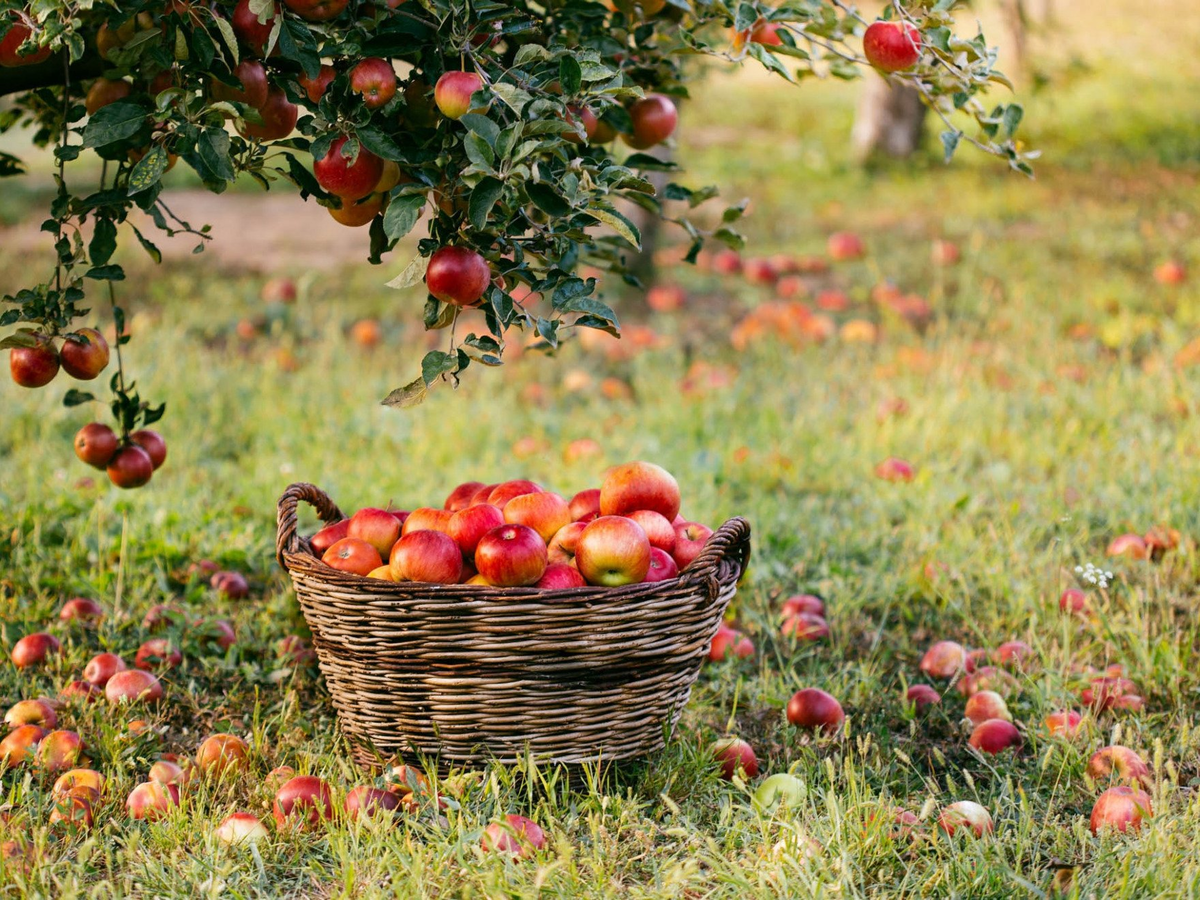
[850,73,927,162]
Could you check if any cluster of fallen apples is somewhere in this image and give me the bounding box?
[311,461,714,589]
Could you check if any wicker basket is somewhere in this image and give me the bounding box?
[276,482,751,769]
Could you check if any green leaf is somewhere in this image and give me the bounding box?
[85,264,125,281]
[460,114,500,148]
[526,182,572,217]
[357,126,406,162]
[89,217,118,266]
[559,55,582,95]
[940,130,962,163]
[385,253,429,290]
[127,145,170,195]
[382,194,426,242]
[198,127,236,182]
[381,377,428,408]
[468,176,505,231]
[586,204,641,249]
[463,132,495,171]
[82,101,148,149]
[1000,103,1023,138]
[212,16,240,65]
[62,389,95,407]
[420,350,458,386]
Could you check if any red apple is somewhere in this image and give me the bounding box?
[448,503,505,557]
[344,785,402,820]
[196,733,250,776]
[643,547,679,583]
[389,530,464,584]
[144,603,186,630]
[919,641,966,679]
[968,719,1021,754]
[0,724,45,765]
[126,781,180,820]
[273,775,335,830]
[402,507,454,536]
[348,507,403,558]
[298,64,337,103]
[575,516,651,586]
[626,510,676,554]
[74,422,119,469]
[672,522,713,571]
[0,18,51,67]
[481,814,546,858]
[623,94,677,149]
[216,811,269,844]
[83,652,126,687]
[488,480,542,508]
[210,59,269,108]
[426,245,491,307]
[568,488,601,521]
[708,622,754,662]
[231,0,278,57]
[130,429,167,469]
[1087,746,1151,787]
[4,699,57,729]
[535,563,587,590]
[781,594,824,618]
[59,597,103,624]
[105,669,164,704]
[938,801,992,838]
[504,491,571,543]
[905,684,940,711]
[780,612,829,641]
[283,0,348,21]
[444,481,485,512]
[49,791,95,829]
[107,444,154,489]
[874,457,914,482]
[1154,260,1187,286]
[1090,786,1151,835]
[238,87,298,140]
[711,736,758,780]
[59,328,110,380]
[277,635,316,665]
[60,680,101,703]
[992,640,1035,669]
[53,768,105,797]
[599,461,680,521]
[964,690,1011,725]
[547,521,586,566]
[1080,675,1141,711]
[1107,533,1148,559]
[322,537,383,576]
[310,519,351,555]
[474,524,548,587]
[931,239,960,267]
[1059,588,1088,616]
[957,666,1016,698]
[11,632,60,668]
[134,638,182,671]
[863,20,921,72]
[786,688,844,734]
[434,70,484,119]
[211,570,250,599]
[9,332,59,388]
[349,57,396,108]
[314,136,384,201]
[1044,710,1083,737]
[37,729,85,774]
[148,759,190,786]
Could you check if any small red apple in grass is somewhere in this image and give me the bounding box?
[83,652,126,688]
[348,507,404,559]
[238,87,298,140]
[862,20,921,72]
[434,70,485,119]
[1154,260,1187,285]
[874,457,914,482]
[931,239,961,267]
[216,811,270,845]
[277,635,316,665]
[49,791,96,830]
[474,524,548,587]
[1107,533,1147,559]
[1059,588,1089,616]
[11,632,60,668]
[142,603,186,630]
[781,613,829,641]
[349,57,397,109]
[344,785,403,820]
[786,688,844,734]
[310,519,351,556]
[445,481,486,512]
[600,461,681,520]
[61,680,102,703]
[203,619,237,650]
[135,639,182,671]
[53,768,105,798]
[781,594,824,618]
[449,503,505,557]
[481,814,547,858]
[0,724,45,765]
[547,521,586,566]
[826,231,865,262]
[127,781,180,821]
[1090,786,1151,835]
[59,597,103,625]
[643,547,679,583]
[105,669,164,704]
[905,684,941,711]
[74,422,119,469]
[938,801,992,838]
[389,531,464,584]
[1080,675,1141,711]
[148,759,190,786]
[314,136,384,202]
[536,563,587,590]
[576,516,652,586]
[9,333,59,387]
[622,94,678,149]
[957,666,1017,698]
[964,691,1011,725]
[708,622,754,662]
[37,730,85,774]
[568,488,601,522]
[968,719,1021,755]
[322,537,383,576]
[992,640,1035,669]
[504,492,572,544]
[107,444,154,488]
[274,775,335,830]
[919,641,967,679]
[59,328,110,380]
[1087,746,1151,787]
[196,734,250,777]
[1044,710,1083,737]
[711,737,758,780]
[426,245,492,307]
[5,699,57,730]
[672,522,714,571]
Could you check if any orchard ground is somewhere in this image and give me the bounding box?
[3,0,1200,896]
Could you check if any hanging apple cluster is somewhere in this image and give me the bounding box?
[0,0,1034,484]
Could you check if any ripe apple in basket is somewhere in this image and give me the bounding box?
[547,521,585,565]
[475,524,548,587]
[672,521,713,570]
[599,461,681,521]
[627,510,676,554]
[488,479,541,509]
[642,547,678,583]
[575,516,652,586]
[448,503,505,556]
[389,531,463,583]
[321,538,382,576]
[504,491,571,543]
[402,507,454,536]
[536,563,587,589]
[348,508,402,558]
[568,488,601,522]
[444,480,485,512]
[310,519,349,556]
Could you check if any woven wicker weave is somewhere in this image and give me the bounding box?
[276,482,751,769]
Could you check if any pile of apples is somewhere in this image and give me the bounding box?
[310,461,715,590]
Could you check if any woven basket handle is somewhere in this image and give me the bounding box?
[684,516,752,591]
[276,482,346,570]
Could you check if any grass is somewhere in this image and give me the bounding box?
[2,0,1200,896]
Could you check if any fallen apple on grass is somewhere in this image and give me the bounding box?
[196,734,251,777]
[126,781,180,820]
[1090,786,1151,834]
[938,801,993,838]
[10,633,60,668]
[964,691,1011,725]
[273,776,335,830]
[216,811,270,845]
[5,699,57,729]
[711,737,758,780]
[1044,710,1083,737]
[481,814,547,858]
[0,724,46,766]
[1087,746,1151,787]
[59,597,104,625]
[786,688,844,734]
[905,684,941,711]
[708,623,754,662]
[105,670,164,705]
[753,773,805,811]
[968,719,1021,755]
[344,786,402,820]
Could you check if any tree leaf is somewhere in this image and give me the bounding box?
[127,145,170,195]
[586,204,641,249]
[62,389,95,407]
[382,193,426,242]
[385,253,429,290]
[381,377,428,408]
[468,176,505,231]
[198,128,235,182]
[82,101,148,149]
[526,182,572,217]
